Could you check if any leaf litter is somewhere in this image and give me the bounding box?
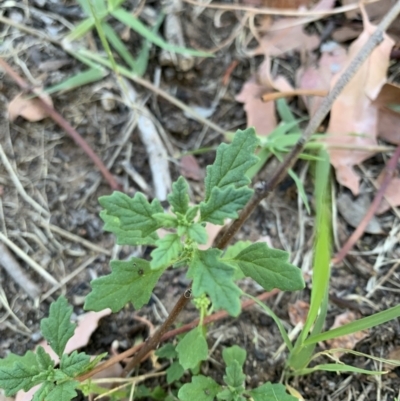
[2,0,400,399]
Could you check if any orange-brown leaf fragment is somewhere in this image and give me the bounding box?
[325,311,368,356]
[325,9,395,195]
[8,92,53,122]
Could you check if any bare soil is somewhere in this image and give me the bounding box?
[0,1,400,400]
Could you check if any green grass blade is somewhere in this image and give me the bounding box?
[111,8,212,57]
[135,12,164,76]
[304,304,400,346]
[45,68,107,94]
[244,293,293,351]
[77,0,106,15]
[288,169,310,214]
[312,348,400,367]
[299,149,331,342]
[102,22,136,71]
[107,0,125,10]
[296,363,386,376]
[89,1,118,72]
[276,98,300,128]
[64,18,95,42]
[246,148,271,180]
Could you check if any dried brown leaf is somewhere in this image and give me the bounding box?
[255,0,334,57]
[374,83,400,145]
[288,300,310,326]
[376,170,400,214]
[325,311,369,355]
[337,192,383,234]
[325,9,394,195]
[8,92,53,122]
[236,77,277,136]
[180,155,203,181]
[297,42,347,116]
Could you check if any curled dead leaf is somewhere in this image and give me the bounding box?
[8,92,53,122]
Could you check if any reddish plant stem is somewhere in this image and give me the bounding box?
[76,290,278,382]
[0,59,121,191]
[332,142,400,264]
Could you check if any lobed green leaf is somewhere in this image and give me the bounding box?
[0,352,42,396]
[40,296,76,358]
[155,343,177,359]
[84,258,165,312]
[168,176,190,215]
[166,361,185,384]
[186,223,208,244]
[178,375,221,401]
[100,211,158,246]
[32,382,55,401]
[176,327,208,370]
[46,380,78,401]
[150,234,183,270]
[222,346,247,368]
[204,128,258,201]
[224,361,245,389]
[99,191,163,237]
[60,351,91,377]
[188,249,241,316]
[200,186,253,225]
[249,382,298,401]
[232,243,304,292]
[35,347,54,371]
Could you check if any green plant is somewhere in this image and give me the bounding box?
[0,297,106,400]
[45,0,210,94]
[0,129,304,400]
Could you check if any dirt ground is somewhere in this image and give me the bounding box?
[1,1,400,400]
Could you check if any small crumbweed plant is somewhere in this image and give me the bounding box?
[0,129,305,400]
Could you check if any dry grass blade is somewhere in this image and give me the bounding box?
[0,232,57,286]
[0,243,40,301]
[119,79,172,201]
[0,143,49,218]
[183,0,381,17]
[40,222,111,256]
[41,255,99,302]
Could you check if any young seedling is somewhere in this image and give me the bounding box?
[0,129,304,400]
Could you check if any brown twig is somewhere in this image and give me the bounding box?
[78,0,400,382]
[0,59,121,191]
[332,142,400,264]
[76,290,278,382]
[262,89,328,102]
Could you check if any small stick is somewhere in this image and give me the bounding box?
[0,143,49,217]
[0,232,58,286]
[76,290,278,382]
[183,0,380,17]
[40,221,111,256]
[262,89,328,102]
[0,242,40,300]
[41,255,98,302]
[332,141,400,264]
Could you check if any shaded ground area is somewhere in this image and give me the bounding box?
[1,1,400,400]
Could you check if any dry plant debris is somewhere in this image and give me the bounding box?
[0,0,400,400]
